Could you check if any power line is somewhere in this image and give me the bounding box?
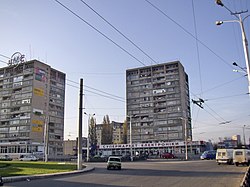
[0,59,8,65]
[85,89,125,103]
[205,93,248,101]
[66,79,125,100]
[0,54,10,59]
[197,74,246,94]
[145,0,234,69]
[79,0,157,65]
[0,56,125,104]
[204,103,228,123]
[191,0,203,95]
[54,0,147,66]
[66,82,125,103]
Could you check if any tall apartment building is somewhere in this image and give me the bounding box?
[0,59,65,158]
[126,61,191,143]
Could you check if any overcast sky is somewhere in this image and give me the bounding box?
[0,0,249,143]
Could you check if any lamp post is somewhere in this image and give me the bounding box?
[180,117,188,160]
[84,112,95,162]
[215,0,250,94]
[127,115,136,161]
[129,116,133,161]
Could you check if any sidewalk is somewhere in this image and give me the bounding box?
[2,165,94,184]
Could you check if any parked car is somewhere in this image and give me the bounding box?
[107,156,121,170]
[216,149,233,165]
[0,155,13,161]
[233,149,250,166]
[19,155,39,161]
[200,150,216,160]
[161,152,175,159]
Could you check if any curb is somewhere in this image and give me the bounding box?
[240,166,250,187]
[2,165,95,184]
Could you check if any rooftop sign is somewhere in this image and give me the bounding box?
[8,52,25,66]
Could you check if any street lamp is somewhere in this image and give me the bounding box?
[233,62,247,73]
[215,0,250,94]
[180,117,188,160]
[84,112,95,162]
[127,114,137,161]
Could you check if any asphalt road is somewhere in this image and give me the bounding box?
[5,160,248,187]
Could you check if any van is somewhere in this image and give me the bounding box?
[233,149,250,166]
[200,150,216,160]
[216,149,233,165]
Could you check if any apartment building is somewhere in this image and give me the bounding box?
[0,59,65,158]
[96,121,124,145]
[126,61,191,143]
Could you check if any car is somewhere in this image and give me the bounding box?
[107,156,121,170]
[19,155,39,161]
[0,155,13,161]
[200,150,216,160]
[161,152,175,159]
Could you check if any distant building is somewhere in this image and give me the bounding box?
[126,61,191,143]
[217,139,238,149]
[0,59,65,158]
[232,135,241,145]
[63,140,77,156]
[96,121,124,145]
[112,121,124,144]
[63,137,87,156]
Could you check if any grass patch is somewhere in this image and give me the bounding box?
[0,161,77,177]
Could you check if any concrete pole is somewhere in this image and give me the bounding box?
[239,15,250,94]
[77,78,83,170]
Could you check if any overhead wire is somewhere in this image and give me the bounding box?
[145,0,234,70]
[0,54,10,59]
[79,0,157,65]
[66,81,125,103]
[191,0,203,95]
[198,74,247,94]
[54,0,147,66]
[190,0,203,130]
[0,59,8,65]
[203,103,228,123]
[0,53,125,105]
[144,0,249,130]
[66,79,125,100]
[204,93,248,101]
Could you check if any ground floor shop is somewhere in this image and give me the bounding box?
[98,141,209,159]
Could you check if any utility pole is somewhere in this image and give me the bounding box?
[77,78,83,170]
